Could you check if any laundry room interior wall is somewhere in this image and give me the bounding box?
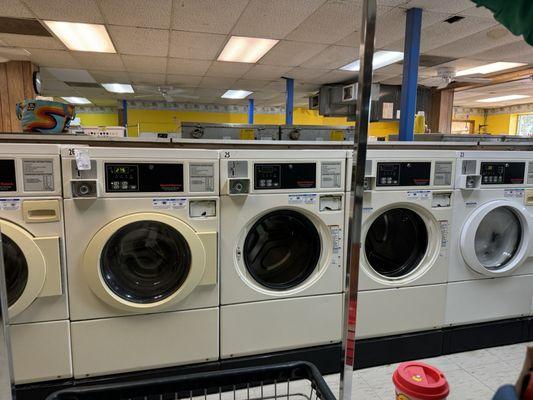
[77,108,399,138]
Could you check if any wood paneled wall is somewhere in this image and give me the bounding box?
[0,61,36,132]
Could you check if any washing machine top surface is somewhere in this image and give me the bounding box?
[0,143,61,156]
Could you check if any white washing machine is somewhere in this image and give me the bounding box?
[354,150,456,339]
[219,149,346,358]
[0,144,72,384]
[62,146,219,378]
[446,151,533,326]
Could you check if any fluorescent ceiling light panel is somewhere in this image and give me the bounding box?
[456,62,526,76]
[341,51,404,72]
[102,83,134,93]
[221,90,253,99]
[477,94,530,103]
[61,96,91,104]
[218,36,279,63]
[44,21,115,53]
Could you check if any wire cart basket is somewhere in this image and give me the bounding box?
[44,361,337,400]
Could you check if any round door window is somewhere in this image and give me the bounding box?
[100,221,191,304]
[474,206,522,270]
[365,208,428,278]
[1,234,29,307]
[243,210,321,290]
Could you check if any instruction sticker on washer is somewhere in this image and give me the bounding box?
[504,188,524,198]
[439,220,449,257]
[329,225,343,267]
[407,190,431,199]
[0,198,20,211]
[152,198,187,210]
[189,164,215,192]
[22,160,54,192]
[288,193,317,204]
[74,149,91,171]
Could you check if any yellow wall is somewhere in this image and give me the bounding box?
[486,114,512,135]
[78,107,400,138]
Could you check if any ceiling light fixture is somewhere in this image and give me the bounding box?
[477,94,530,103]
[61,96,91,104]
[102,83,134,93]
[218,36,279,63]
[456,62,526,76]
[221,90,253,99]
[341,50,404,72]
[44,21,116,53]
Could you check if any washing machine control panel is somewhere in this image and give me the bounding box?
[105,163,184,192]
[376,162,430,187]
[254,163,316,190]
[480,162,525,185]
[0,160,16,191]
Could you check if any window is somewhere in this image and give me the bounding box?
[517,114,533,136]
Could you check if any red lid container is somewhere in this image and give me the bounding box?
[392,362,449,400]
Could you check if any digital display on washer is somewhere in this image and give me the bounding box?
[0,160,16,191]
[254,163,316,189]
[480,162,525,185]
[376,162,431,186]
[105,163,183,192]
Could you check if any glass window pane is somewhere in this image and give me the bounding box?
[2,234,29,307]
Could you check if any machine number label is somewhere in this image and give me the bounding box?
[152,198,187,210]
[0,198,20,211]
[504,189,524,198]
[407,190,430,200]
[288,193,317,204]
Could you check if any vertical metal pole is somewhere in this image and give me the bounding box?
[340,0,376,399]
[0,228,16,399]
[122,99,128,127]
[248,98,254,124]
[284,78,294,125]
[399,7,422,141]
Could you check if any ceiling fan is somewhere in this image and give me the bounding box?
[133,85,199,102]
[420,67,492,89]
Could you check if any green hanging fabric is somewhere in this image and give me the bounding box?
[471,0,533,45]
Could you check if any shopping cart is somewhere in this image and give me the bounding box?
[44,361,337,400]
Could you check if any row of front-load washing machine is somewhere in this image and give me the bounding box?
[2,143,533,386]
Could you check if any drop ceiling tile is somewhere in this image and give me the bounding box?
[29,49,81,68]
[99,0,172,28]
[75,87,108,96]
[259,40,328,67]
[166,58,211,75]
[314,70,357,85]
[471,40,533,63]
[231,0,326,39]
[0,33,64,50]
[243,64,292,80]
[172,0,248,34]
[199,76,237,89]
[129,73,166,85]
[375,63,404,75]
[419,16,497,53]
[122,55,167,74]
[0,0,32,17]
[401,0,473,13]
[252,90,281,100]
[263,80,286,91]
[165,74,203,86]
[459,5,495,19]
[335,31,359,47]
[23,0,104,23]
[194,87,226,97]
[43,89,81,97]
[45,67,96,82]
[232,79,271,91]
[41,79,71,91]
[284,67,331,81]
[0,46,30,60]
[380,75,403,85]
[426,26,522,59]
[378,0,409,5]
[89,70,131,83]
[301,45,358,69]
[108,26,169,57]
[169,31,226,59]
[204,61,252,78]
[71,53,125,71]
[87,98,118,106]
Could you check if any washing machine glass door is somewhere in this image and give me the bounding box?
[84,212,213,312]
[2,234,29,306]
[474,207,521,270]
[243,210,321,290]
[101,221,191,303]
[365,208,428,278]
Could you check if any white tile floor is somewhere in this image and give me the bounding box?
[325,342,531,399]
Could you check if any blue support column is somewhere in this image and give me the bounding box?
[399,8,422,141]
[248,98,254,124]
[285,78,294,125]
